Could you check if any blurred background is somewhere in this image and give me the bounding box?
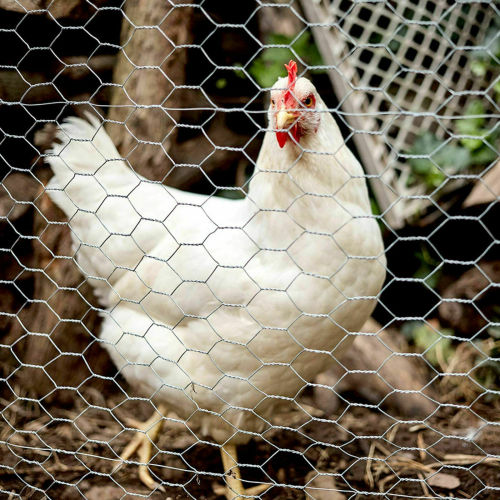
[0,0,499,498]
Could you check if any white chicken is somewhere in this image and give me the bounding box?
[46,60,386,499]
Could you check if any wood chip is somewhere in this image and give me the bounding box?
[386,424,399,443]
[463,160,500,207]
[364,441,376,488]
[378,473,396,492]
[277,468,286,483]
[305,471,346,500]
[85,485,143,500]
[440,454,500,466]
[426,472,460,489]
[312,371,339,415]
[0,0,39,12]
[330,318,437,418]
[0,173,40,220]
[417,471,430,497]
[409,424,427,432]
[417,432,426,462]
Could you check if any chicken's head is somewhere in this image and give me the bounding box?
[271,60,321,148]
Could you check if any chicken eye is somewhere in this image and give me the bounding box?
[271,98,276,106]
[303,96,313,107]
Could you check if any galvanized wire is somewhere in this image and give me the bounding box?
[0,0,499,499]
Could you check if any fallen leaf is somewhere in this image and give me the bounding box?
[426,472,461,489]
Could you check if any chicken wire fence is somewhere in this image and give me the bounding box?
[0,0,499,499]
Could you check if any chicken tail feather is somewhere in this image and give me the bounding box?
[45,113,134,218]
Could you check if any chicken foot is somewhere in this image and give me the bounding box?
[112,404,167,491]
[219,444,271,499]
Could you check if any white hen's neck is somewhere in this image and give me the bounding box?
[248,103,371,214]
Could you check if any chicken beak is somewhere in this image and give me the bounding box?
[276,110,297,129]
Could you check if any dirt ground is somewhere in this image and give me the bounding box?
[1,382,499,500]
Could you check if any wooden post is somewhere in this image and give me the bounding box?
[106,0,194,181]
[0,0,109,19]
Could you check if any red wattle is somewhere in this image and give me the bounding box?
[276,131,288,148]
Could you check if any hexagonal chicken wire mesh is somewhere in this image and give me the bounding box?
[0,1,499,499]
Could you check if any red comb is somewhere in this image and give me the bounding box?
[285,60,298,88]
[283,60,298,107]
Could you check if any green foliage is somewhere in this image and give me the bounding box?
[408,100,499,189]
[406,13,499,191]
[403,322,454,368]
[370,197,381,216]
[248,32,323,88]
[217,188,245,200]
[387,24,408,54]
[402,322,499,396]
[471,341,500,397]
[413,244,441,288]
[408,132,470,188]
[215,78,228,90]
[489,326,500,339]
[456,101,500,164]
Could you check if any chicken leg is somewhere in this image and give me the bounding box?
[112,404,167,491]
[220,444,271,499]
